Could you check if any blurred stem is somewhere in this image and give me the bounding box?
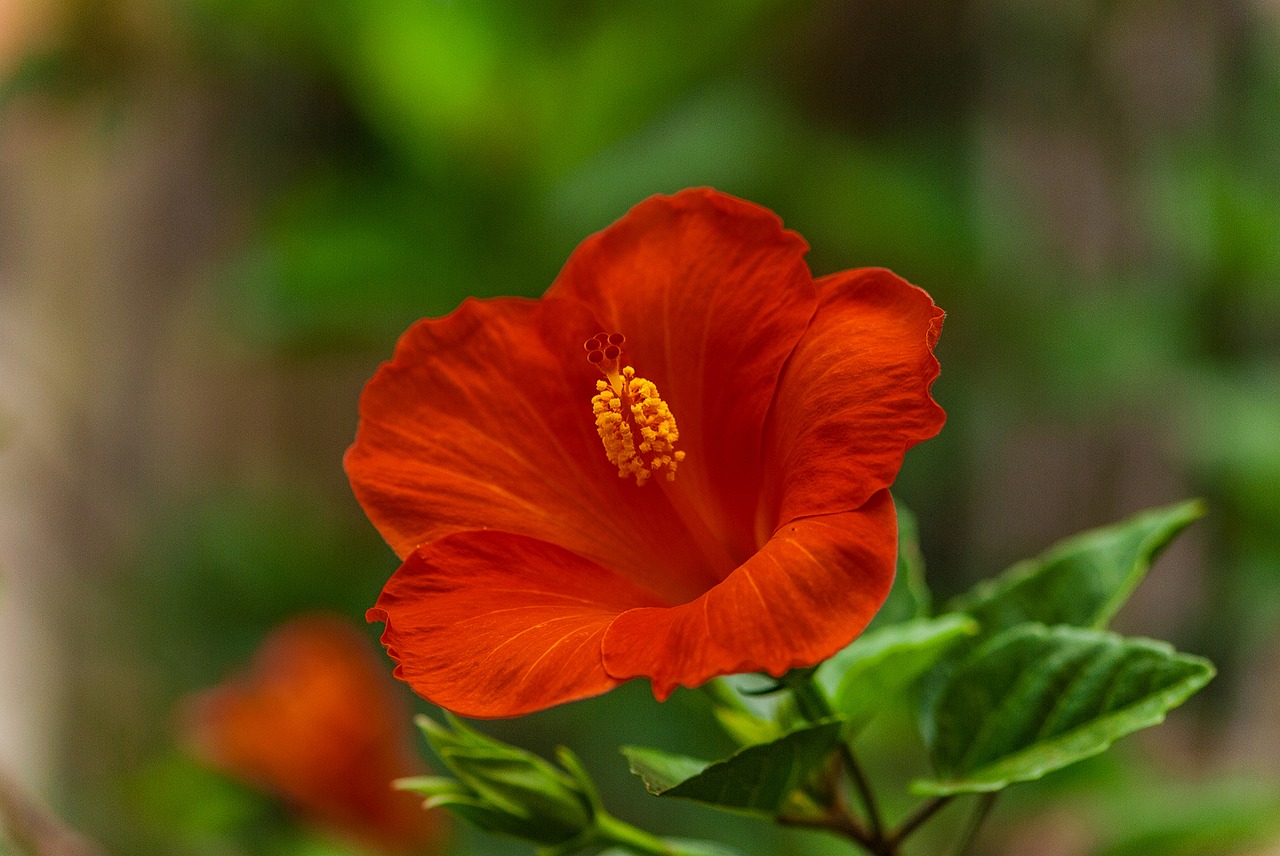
[786,674,890,852]
[778,808,870,847]
[951,792,998,856]
[886,795,954,848]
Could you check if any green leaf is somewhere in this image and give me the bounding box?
[951,500,1205,635]
[622,720,843,817]
[1093,776,1280,856]
[127,752,268,839]
[869,501,932,628]
[623,749,710,794]
[700,678,784,746]
[712,706,784,747]
[914,624,1215,796]
[818,614,978,733]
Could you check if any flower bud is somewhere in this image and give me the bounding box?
[401,715,595,846]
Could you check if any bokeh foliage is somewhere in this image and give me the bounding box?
[2,0,1278,854]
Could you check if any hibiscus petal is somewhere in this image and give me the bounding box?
[346,295,724,603]
[600,490,897,698]
[182,615,439,852]
[547,188,817,568]
[764,268,944,528]
[368,531,667,718]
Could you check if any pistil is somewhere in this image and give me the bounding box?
[585,333,685,486]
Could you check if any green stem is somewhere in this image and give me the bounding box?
[784,672,830,722]
[698,678,755,716]
[951,792,998,856]
[840,747,886,843]
[886,795,953,848]
[787,675,887,846]
[593,811,697,856]
[777,809,871,848]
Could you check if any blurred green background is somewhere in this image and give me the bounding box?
[1,0,1278,854]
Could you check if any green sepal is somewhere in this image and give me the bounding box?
[554,747,605,817]
[399,772,554,842]
[914,624,1215,796]
[425,792,545,840]
[621,720,843,818]
[394,775,468,798]
[413,715,593,845]
[817,613,978,733]
[951,499,1206,636]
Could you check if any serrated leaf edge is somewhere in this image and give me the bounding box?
[911,634,1215,796]
[621,720,843,813]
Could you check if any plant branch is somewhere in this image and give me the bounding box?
[951,792,998,856]
[778,808,872,847]
[838,747,885,843]
[592,811,702,856]
[784,674,890,851]
[886,795,954,848]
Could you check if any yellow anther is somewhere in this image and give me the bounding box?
[584,331,684,486]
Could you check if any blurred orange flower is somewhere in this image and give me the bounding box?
[183,614,443,854]
[347,188,945,718]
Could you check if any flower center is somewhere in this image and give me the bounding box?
[584,332,685,486]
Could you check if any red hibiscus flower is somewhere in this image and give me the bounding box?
[182,614,445,854]
[348,188,944,719]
